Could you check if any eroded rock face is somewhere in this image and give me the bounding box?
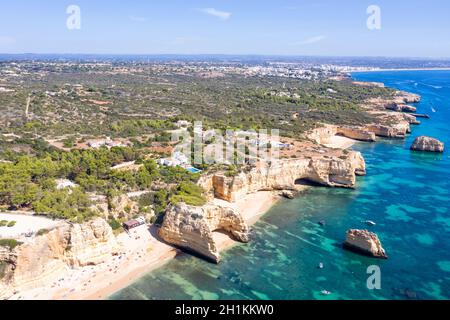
[344,229,387,259]
[402,113,420,125]
[208,153,365,203]
[92,194,139,221]
[394,91,421,104]
[307,124,338,145]
[307,124,377,143]
[386,104,417,113]
[197,174,216,201]
[159,203,249,263]
[362,94,420,138]
[337,127,376,142]
[411,136,445,153]
[65,218,121,267]
[280,190,295,199]
[0,218,120,299]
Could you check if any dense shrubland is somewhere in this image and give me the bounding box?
[0,147,204,222]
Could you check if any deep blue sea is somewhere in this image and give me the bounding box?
[111,71,450,300]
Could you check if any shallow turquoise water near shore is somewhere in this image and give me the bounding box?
[111,71,450,300]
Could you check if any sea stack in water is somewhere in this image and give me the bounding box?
[344,229,387,259]
[410,136,445,153]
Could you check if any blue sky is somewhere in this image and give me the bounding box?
[1,0,449,57]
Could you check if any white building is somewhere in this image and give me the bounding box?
[56,179,77,190]
[158,151,190,168]
[176,120,191,128]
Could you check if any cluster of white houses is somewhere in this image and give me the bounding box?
[87,137,128,149]
[157,152,202,173]
[200,129,293,150]
[157,151,189,167]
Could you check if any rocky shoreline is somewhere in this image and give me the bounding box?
[0,83,429,300]
[343,229,388,259]
[0,218,120,298]
[159,202,250,264]
[157,88,427,263]
[154,88,426,263]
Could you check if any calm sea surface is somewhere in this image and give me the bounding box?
[111,71,450,300]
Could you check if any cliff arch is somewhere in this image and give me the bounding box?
[159,203,249,263]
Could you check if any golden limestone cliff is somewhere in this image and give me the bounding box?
[362,91,423,138]
[159,202,249,263]
[159,89,422,265]
[393,91,421,104]
[314,89,420,141]
[411,136,445,153]
[91,193,155,226]
[0,218,120,298]
[308,124,377,143]
[344,229,388,259]
[167,91,422,263]
[337,127,377,142]
[306,119,412,144]
[160,151,365,262]
[364,122,411,139]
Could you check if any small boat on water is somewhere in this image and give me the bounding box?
[431,103,437,113]
[318,263,324,269]
[364,220,377,227]
[318,220,326,227]
[321,290,332,296]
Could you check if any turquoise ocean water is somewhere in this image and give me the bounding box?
[111,71,450,300]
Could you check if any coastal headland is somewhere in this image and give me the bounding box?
[0,81,425,300]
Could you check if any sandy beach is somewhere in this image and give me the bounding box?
[324,135,358,149]
[0,213,63,239]
[9,138,356,301]
[10,191,281,300]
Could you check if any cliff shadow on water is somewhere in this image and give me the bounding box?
[111,70,450,300]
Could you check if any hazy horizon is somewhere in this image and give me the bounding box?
[1,0,450,58]
[2,53,450,59]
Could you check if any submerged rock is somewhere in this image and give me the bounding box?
[410,136,445,153]
[393,288,420,300]
[343,229,387,259]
